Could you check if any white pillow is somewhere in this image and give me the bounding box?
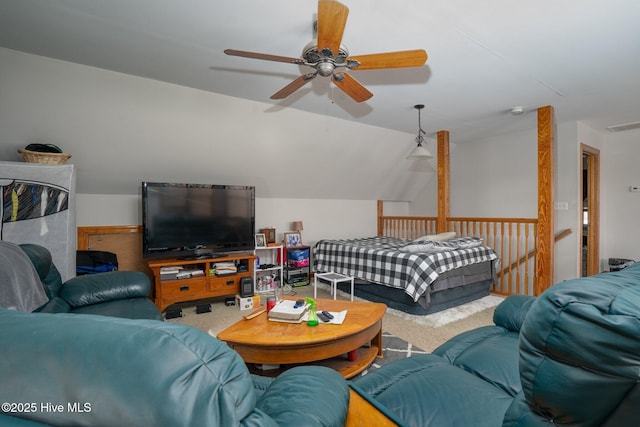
[402,240,458,253]
[452,237,484,248]
[414,231,456,242]
[402,236,484,253]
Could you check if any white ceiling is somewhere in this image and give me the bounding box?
[1,0,640,143]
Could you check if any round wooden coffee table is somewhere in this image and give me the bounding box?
[214,297,386,379]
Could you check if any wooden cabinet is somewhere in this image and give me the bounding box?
[148,252,257,312]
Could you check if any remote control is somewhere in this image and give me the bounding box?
[293,299,305,308]
[318,312,331,322]
[321,311,334,320]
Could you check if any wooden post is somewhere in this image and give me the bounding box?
[437,130,450,233]
[536,106,555,295]
[377,200,384,236]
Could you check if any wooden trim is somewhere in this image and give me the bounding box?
[77,225,150,281]
[346,387,399,427]
[536,105,555,295]
[447,216,538,224]
[377,200,384,236]
[437,130,450,233]
[581,144,600,276]
[77,225,141,250]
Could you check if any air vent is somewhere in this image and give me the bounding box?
[606,121,640,132]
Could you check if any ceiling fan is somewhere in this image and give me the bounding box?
[224,0,428,103]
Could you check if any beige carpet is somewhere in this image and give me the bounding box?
[168,283,502,353]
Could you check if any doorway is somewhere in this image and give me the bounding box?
[581,144,600,276]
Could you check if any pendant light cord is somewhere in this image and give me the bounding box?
[415,104,426,146]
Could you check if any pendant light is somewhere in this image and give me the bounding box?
[407,104,433,159]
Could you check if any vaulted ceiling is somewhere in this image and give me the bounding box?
[0,1,639,201]
[1,0,639,140]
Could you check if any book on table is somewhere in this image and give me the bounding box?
[268,300,309,322]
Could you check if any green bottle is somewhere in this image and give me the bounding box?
[306,297,318,326]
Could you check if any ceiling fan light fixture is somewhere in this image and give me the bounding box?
[407,104,433,159]
[317,61,335,77]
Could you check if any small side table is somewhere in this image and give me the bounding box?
[314,272,354,301]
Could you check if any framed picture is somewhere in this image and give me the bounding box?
[255,233,267,248]
[284,232,302,247]
[259,227,276,244]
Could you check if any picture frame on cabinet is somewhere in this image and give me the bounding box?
[284,232,302,247]
[255,233,267,248]
[259,227,276,244]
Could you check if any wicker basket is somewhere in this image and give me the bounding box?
[18,148,72,164]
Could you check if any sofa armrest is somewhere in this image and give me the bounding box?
[256,366,349,427]
[35,296,71,313]
[60,271,151,308]
[492,294,535,332]
[0,309,260,426]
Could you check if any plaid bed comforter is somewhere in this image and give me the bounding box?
[313,236,498,302]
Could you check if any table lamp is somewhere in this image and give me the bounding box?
[292,221,303,244]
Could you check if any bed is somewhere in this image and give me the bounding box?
[312,236,498,315]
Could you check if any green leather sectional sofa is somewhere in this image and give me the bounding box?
[1,241,638,426]
[353,263,640,426]
[0,242,349,426]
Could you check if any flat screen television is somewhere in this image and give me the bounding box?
[142,182,255,259]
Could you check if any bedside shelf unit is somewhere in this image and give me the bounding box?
[285,245,310,287]
[148,252,257,312]
[254,245,284,295]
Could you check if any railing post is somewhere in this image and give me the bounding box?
[437,131,450,233]
[536,106,555,295]
[377,200,384,236]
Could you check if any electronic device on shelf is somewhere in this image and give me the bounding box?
[608,258,635,272]
[240,276,254,298]
[141,182,255,259]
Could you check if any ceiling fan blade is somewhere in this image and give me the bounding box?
[348,49,428,70]
[224,49,304,65]
[317,0,349,57]
[271,73,317,99]
[332,73,373,103]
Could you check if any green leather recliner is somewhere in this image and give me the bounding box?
[19,243,163,320]
[0,309,349,426]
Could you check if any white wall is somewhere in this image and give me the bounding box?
[554,122,580,282]
[5,48,634,279]
[409,120,603,283]
[0,47,432,203]
[450,127,538,218]
[78,118,634,283]
[600,128,640,264]
[76,194,378,249]
[448,124,580,283]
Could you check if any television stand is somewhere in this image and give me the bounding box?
[178,253,226,260]
[148,252,257,312]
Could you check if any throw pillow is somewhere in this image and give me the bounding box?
[413,231,456,242]
[402,236,484,253]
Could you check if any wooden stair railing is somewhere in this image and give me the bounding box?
[378,206,574,297]
[499,228,572,288]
